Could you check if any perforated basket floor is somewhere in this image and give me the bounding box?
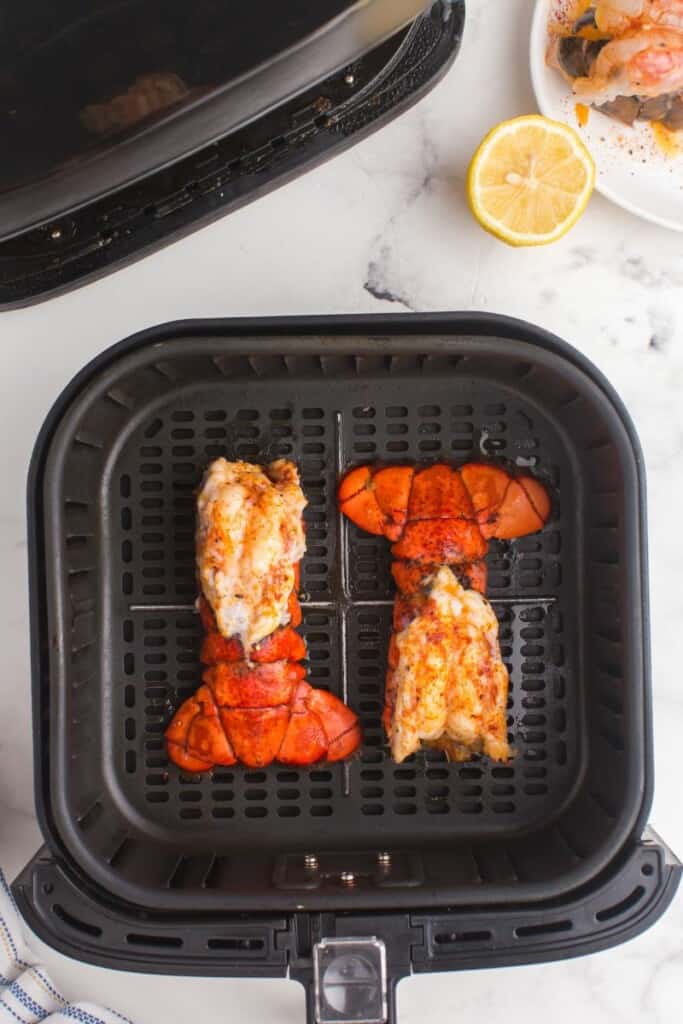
[31,315,650,912]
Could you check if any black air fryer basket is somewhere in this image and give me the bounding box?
[16,313,680,1023]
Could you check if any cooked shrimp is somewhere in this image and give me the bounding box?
[573,26,683,102]
[594,0,683,33]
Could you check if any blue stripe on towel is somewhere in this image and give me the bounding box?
[63,1007,115,1024]
[0,916,19,967]
[0,1000,32,1024]
[0,875,21,919]
[30,968,65,1005]
[6,980,46,1017]
[106,1010,134,1024]
[0,915,29,969]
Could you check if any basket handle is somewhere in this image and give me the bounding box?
[301,937,400,1024]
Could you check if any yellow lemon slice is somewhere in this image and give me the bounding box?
[467,115,595,247]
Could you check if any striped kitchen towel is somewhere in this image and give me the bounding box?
[0,869,134,1024]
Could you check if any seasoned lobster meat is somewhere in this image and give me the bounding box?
[387,567,510,764]
[196,458,306,651]
[338,462,551,764]
[165,459,360,771]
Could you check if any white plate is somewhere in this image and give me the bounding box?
[530,0,683,231]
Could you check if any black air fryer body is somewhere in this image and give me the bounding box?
[0,0,465,306]
[15,312,681,1024]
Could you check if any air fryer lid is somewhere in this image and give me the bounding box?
[0,0,430,241]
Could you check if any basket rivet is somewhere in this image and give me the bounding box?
[50,227,62,240]
[344,73,355,86]
[304,854,319,871]
[340,871,356,886]
[377,851,391,868]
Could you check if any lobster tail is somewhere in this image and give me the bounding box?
[166,573,361,771]
[339,462,551,764]
[166,459,361,773]
[339,463,550,545]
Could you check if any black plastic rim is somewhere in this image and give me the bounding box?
[0,0,431,243]
[0,2,465,308]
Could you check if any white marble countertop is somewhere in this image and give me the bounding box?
[1,0,681,1020]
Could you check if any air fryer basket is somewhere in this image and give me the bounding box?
[25,312,664,925]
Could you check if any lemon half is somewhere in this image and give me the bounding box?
[467,115,595,247]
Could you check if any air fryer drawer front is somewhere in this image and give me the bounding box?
[12,835,681,1020]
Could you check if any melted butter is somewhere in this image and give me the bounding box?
[575,103,590,127]
[551,0,609,38]
[651,121,681,158]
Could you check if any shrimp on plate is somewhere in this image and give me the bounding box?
[573,26,683,102]
[548,3,683,126]
[592,0,683,33]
